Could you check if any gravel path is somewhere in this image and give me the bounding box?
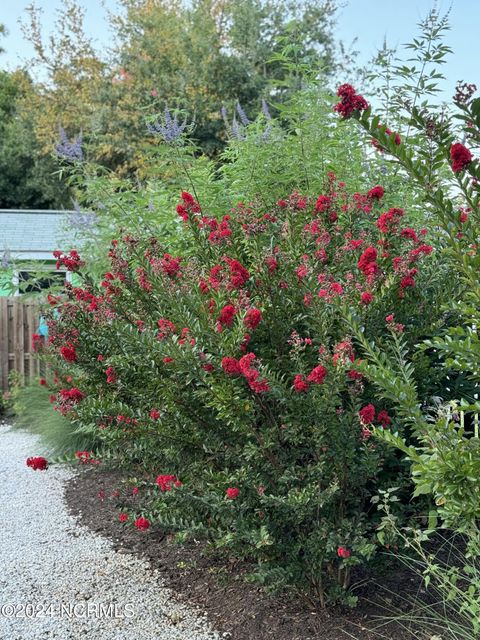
[0,422,221,640]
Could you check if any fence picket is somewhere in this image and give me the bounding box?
[0,297,40,391]
[0,299,8,390]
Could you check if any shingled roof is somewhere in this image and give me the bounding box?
[0,210,78,261]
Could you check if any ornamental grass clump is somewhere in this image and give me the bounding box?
[39,172,439,607]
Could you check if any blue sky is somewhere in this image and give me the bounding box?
[0,0,478,99]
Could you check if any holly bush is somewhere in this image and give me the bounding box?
[38,172,449,606]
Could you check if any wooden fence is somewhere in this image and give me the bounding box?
[0,297,41,391]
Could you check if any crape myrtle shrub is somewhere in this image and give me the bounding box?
[330,79,480,638]
[335,81,480,521]
[39,176,444,606]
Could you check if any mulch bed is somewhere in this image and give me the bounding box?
[65,468,425,640]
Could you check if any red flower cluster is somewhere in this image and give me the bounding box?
[55,388,85,414]
[60,344,77,362]
[59,388,85,402]
[150,408,160,420]
[218,304,237,329]
[240,353,270,393]
[337,546,351,559]
[367,186,385,200]
[292,364,328,393]
[31,333,44,352]
[224,257,250,289]
[264,256,278,273]
[221,357,242,375]
[377,208,404,234]
[307,365,328,385]
[317,281,344,301]
[135,267,152,292]
[176,191,201,221]
[118,513,129,522]
[26,456,48,471]
[293,374,309,393]
[400,227,418,242]
[296,263,308,280]
[332,341,354,367]
[134,517,150,530]
[105,367,117,384]
[385,314,405,333]
[243,308,262,330]
[207,257,250,292]
[334,84,369,119]
[157,318,177,340]
[53,250,84,272]
[358,404,375,425]
[156,474,182,491]
[315,194,332,213]
[450,142,473,173]
[226,487,239,500]
[400,274,416,290]
[222,353,269,393]
[357,246,378,277]
[159,253,182,278]
[360,291,374,305]
[75,451,100,465]
[358,404,391,427]
[377,410,392,427]
[200,215,232,244]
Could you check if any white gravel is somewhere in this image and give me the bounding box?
[0,422,221,640]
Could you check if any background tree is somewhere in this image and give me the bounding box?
[21,0,339,175]
[0,23,6,54]
[21,0,106,156]
[0,24,68,208]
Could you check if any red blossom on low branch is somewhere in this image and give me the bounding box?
[134,517,150,530]
[156,474,182,491]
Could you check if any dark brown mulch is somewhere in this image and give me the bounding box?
[65,468,424,640]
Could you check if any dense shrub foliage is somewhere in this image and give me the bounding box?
[329,58,480,634]
[37,173,449,605]
[339,78,480,527]
[19,9,480,627]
